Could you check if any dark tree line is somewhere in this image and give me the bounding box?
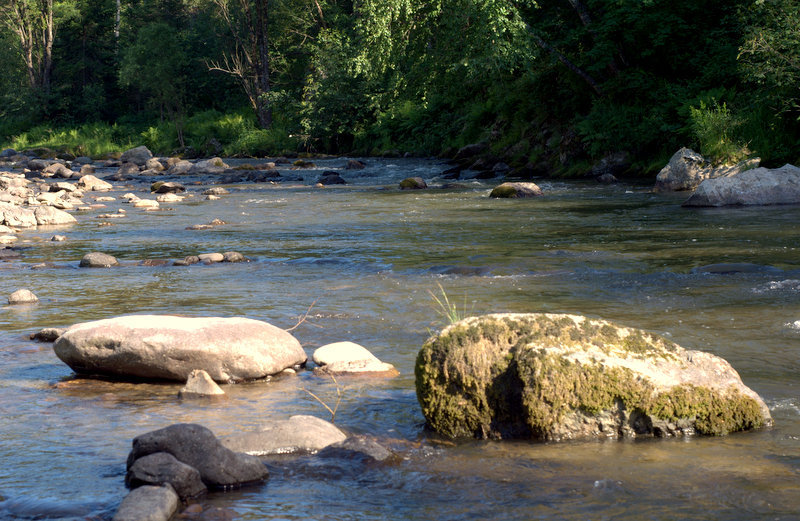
[1,0,798,173]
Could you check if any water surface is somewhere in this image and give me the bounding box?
[1,158,798,519]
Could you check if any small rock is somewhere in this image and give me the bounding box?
[132,199,159,209]
[489,182,543,198]
[312,341,397,375]
[179,369,226,398]
[596,173,618,184]
[345,159,366,170]
[79,252,119,268]
[399,177,427,190]
[145,158,165,171]
[317,435,396,463]
[75,174,113,192]
[223,415,347,456]
[198,253,224,263]
[80,164,95,175]
[156,193,184,203]
[113,485,179,521]
[317,172,346,185]
[202,187,228,196]
[151,182,185,194]
[125,452,207,500]
[31,327,66,342]
[8,288,39,304]
[205,195,220,201]
[51,235,67,241]
[222,251,247,263]
[120,146,153,166]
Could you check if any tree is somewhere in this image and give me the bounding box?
[0,0,56,92]
[209,0,273,129]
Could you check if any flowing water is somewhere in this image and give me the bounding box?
[1,158,799,520]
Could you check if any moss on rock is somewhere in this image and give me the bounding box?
[415,313,771,441]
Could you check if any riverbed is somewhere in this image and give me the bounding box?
[1,157,799,520]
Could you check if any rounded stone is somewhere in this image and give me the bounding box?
[79,252,119,268]
[54,315,307,382]
[8,288,39,304]
[489,182,543,198]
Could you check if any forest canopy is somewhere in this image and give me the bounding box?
[0,0,798,176]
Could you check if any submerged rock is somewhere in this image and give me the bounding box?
[489,182,543,198]
[53,315,307,382]
[415,313,772,441]
[317,435,396,463]
[127,423,268,488]
[682,164,800,207]
[223,415,346,455]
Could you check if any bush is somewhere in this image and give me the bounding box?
[689,100,750,165]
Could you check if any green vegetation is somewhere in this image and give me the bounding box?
[428,283,474,327]
[1,0,799,174]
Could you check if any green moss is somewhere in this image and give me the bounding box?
[416,314,768,440]
[234,163,257,170]
[150,181,165,192]
[489,185,518,198]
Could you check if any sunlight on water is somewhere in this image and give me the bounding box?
[1,157,799,520]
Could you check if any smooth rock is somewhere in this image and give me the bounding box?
[179,369,225,398]
[653,148,760,192]
[132,199,159,209]
[202,187,228,196]
[317,173,346,185]
[416,313,772,440]
[8,288,38,304]
[223,415,346,455]
[145,158,165,171]
[312,341,397,375]
[189,158,229,175]
[125,452,207,500]
[51,235,67,241]
[34,206,78,225]
[489,182,542,198]
[682,164,800,207]
[75,174,113,192]
[79,252,119,267]
[126,423,269,488]
[156,193,183,203]
[168,160,193,175]
[399,177,427,190]
[120,146,153,166]
[113,484,179,521]
[317,435,395,463]
[53,315,307,382]
[198,253,224,263]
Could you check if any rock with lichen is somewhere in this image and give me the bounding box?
[415,313,771,441]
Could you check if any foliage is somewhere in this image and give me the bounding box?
[689,100,751,165]
[428,283,473,327]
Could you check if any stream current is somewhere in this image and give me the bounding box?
[0,157,799,520]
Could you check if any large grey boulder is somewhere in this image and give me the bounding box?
[125,452,207,500]
[682,164,800,207]
[223,415,346,455]
[79,252,119,267]
[34,206,77,226]
[113,485,179,521]
[416,313,772,441]
[653,148,760,192]
[53,315,307,382]
[126,423,268,488]
[120,146,153,166]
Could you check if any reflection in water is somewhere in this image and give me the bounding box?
[0,158,799,519]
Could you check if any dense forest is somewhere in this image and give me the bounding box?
[0,0,799,177]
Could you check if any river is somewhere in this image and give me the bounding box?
[1,157,798,520]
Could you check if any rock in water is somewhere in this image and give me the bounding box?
[79,252,119,267]
[53,315,307,382]
[8,288,39,304]
[125,452,207,500]
[126,423,268,488]
[120,146,153,166]
[399,177,427,190]
[489,182,542,198]
[682,164,800,207]
[415,313,771,441]
[312,341,397,375]
[223,415,346,455]
[179,369,225,398]
[113,485,179,521]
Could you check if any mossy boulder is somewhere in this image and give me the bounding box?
[399,177,427,190]
[489,182,542,198]
[415,313,771,441]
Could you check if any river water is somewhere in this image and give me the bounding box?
[1,157,799,520]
